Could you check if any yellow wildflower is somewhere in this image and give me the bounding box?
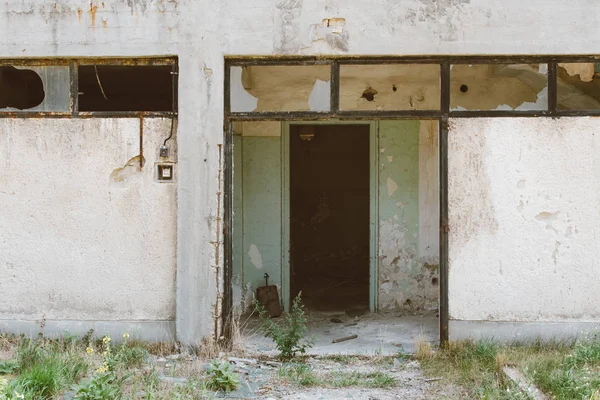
[102,336,111,343]
[123,331,130,339]
[96,364,107,374]
[86,347,94,354]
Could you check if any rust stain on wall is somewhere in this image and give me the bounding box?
[90,3,98,27]
[110,155,145,185]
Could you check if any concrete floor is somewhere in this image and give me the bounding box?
[241,311,439,356]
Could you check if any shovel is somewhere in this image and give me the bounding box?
[256,273,282,318]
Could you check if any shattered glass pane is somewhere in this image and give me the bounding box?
[557,63,600,110]
[0,66,70,112]
[229,65,331,112]
[450,64,548,111]
[340,64,440,110]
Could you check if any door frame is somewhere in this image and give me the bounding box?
[281,120,379,312]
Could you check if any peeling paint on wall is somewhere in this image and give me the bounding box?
[109,155,145,186]
[304,18,349,53]
[378,120,438,311]
[273,0,303,54]
[248,244,263,269]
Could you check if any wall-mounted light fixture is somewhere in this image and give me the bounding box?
[299,126,315,141]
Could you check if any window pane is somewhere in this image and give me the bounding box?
[78,65,174,112]
[340,64,440,110]
[557,63,600,110]
[230,65,331,112]
[451,64,548,111]
[0,65,70,112]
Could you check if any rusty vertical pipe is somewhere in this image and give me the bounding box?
[139,116,144,170]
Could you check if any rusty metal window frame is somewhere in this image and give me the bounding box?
[225,55,600,120]
[0,57,178,118]
[222,55,600,344]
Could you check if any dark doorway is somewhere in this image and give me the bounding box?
[290,124,370,311]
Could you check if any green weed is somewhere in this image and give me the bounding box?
[206,360,240,393]
[254,292,312,360]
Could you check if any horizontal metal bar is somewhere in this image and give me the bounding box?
[336,110,443,118]
[448,110,551,118]
[0,111,175,118]
[0,112,72,118]
[225,55,600,67]
[555,110,600,117]
[226,111,333,121]
[0,57,178,66]
[226,58,333,66]
[77,111,176,118]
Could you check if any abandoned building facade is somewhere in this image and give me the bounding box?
[1,0,600,346]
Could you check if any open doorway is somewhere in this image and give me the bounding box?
[290,124,370,312]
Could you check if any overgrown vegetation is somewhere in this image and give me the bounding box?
[277,363,397,389]
[522,334,600,399]
[0,331,234,400]
[254,292,313,360]
[417,337,600,400]
[1,337,89,400]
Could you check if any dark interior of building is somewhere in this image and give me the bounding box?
[290,124,370,312]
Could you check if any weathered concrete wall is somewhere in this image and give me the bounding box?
[0,118,177,340]
[232,123,283,312]
[448,117,600,339]
[241,136,282,309]
[378,120,438,311]
[2,0,600,343]
[418,121,439,277]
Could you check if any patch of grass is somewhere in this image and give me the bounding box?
[418,340,526,398]
[110,345,148,370]
[329,371,396,389]
[5,352,88,400]
[367,371,396,388]
[16,342,44,371]
[278,363,319,387]
[0,360,18,375]
[1,339,89,400]
[418,338,600,400]
[519,336,600,399]
[278,363,396,389]
[320,354,396,368]
[127,339,178,357]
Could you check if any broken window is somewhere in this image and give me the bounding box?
[451,64,548,111]
[340,64,440,110]
[0,66,70,112]
[78,65,174,112]
[557,63,600,110]
[229,65,331,112]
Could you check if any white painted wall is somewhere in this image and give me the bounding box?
[2,0,600,343]
[0,118,177,339]
[448,118,600,324]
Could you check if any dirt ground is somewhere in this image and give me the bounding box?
[230,357,458,399]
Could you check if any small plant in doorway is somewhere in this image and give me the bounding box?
[254,292,313,361]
